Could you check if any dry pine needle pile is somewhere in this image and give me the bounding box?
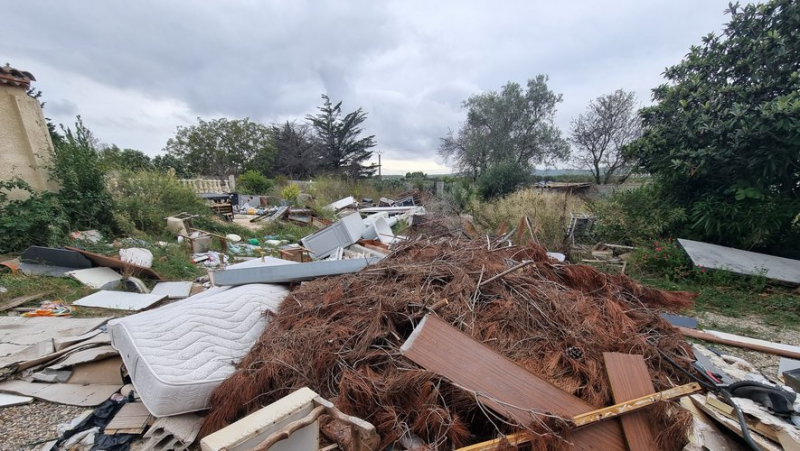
[202,239,696,449]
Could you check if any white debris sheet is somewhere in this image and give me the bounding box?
[72,291,168,311]
[65,267,123,289]
[0,317,110,367]
[108,284,289,416]
[679,238,800,285]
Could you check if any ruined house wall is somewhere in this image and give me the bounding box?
[0,84,59,200]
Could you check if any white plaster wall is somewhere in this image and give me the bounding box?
[0,84,58,200]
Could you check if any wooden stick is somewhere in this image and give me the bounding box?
[678,327,800,360]
[478,260,535,288]
[0,291,52,312]
[573,383,701,427]
[456,383,702,451]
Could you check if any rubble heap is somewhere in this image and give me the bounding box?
[201,238,697,449]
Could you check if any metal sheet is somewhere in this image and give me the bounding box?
[210,258,378,286]
[678,239,800,285]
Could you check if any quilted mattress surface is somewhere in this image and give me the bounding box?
[108,284,288,416]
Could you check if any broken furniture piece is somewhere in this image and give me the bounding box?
[301,212,365,259]
[200,387,379,451]
[65,246,162,280]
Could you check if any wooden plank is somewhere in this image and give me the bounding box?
[603,352,658,450]
[572,383,700,427]
[0,291,51,312]
[105,402,152,435]
[64,246,162,280]
[458,384,701,451]
[401,315,625,451]
[678,327,800,360]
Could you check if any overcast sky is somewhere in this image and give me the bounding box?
[2,1,733,175]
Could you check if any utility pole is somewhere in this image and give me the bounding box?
[377,150,382,180]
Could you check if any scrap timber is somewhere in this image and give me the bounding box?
[201,238,697,449]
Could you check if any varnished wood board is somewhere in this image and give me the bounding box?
[603,352,658,451]
[401,315,625,450]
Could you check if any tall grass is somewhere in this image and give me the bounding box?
[306,176,407,209]
[472,188,585,251]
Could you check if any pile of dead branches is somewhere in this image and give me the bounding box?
[201,238,696,449]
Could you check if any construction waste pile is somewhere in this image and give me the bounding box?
[1,192,800,451]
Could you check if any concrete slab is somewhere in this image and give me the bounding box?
[66,267,123,289]
[679,239,800,285]
[72,290,168,311]
[151,281,194,299]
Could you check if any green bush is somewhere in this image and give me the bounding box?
[633,238,694,280]
[280,183,301,205]
[110,170,209,235]
[476,160,531,199]
[50,118,116,232]
[0,179,69,252]
[237,170,273,195]
[589,184,687,245]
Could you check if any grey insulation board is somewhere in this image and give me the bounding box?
[678,239,800,285]
[210,258,378,286]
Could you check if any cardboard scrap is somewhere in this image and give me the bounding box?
[0,380,121,407]
[48,345,119,370]
[0,317,110,368]
[105,402,152,435]
[67,356,123,385]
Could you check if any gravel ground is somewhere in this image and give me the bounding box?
[0,401,88,450]
[695,311,800,379]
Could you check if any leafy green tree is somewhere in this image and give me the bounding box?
[439,75,569,180]
[272,121,320,179]
[164,117,275,178]
[153,154,193,178]
[631,0,800,249]
[100,145,154,171]
[476,158,531,199]
[571,89,640,184]
[306,95,376,178]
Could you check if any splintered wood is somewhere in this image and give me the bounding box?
[401,315,626,450]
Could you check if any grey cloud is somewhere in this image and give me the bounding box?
[1,0,731,163]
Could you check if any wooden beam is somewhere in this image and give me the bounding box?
[0,291,51,312]
[678,327,800,360]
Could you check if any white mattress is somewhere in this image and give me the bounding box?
[108,284,288,417]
